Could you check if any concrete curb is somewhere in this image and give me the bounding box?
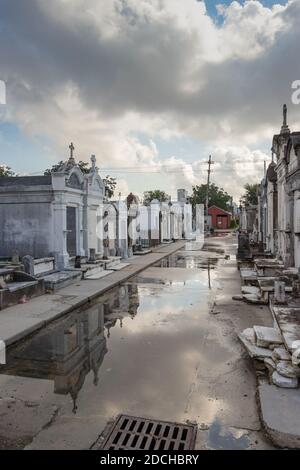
[2,241,186,348]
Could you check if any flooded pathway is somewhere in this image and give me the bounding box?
[0,236,273,449]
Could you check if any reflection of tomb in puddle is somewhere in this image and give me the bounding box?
[155,252,219,270]
[1,304,107,413]
[103,283,140,338]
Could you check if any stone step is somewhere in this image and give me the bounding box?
[81,263,105,279]
[43,270,82,292]
[109,263,130,272]
[133,249,152,256]
[84,270,114,280]
[103,257,122,269]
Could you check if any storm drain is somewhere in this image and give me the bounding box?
[97,415,197,450]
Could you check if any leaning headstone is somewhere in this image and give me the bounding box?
[274,281,286,304]
[22,255,34,276]
[11,249,20,264]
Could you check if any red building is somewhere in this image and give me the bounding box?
[208,205,232,230]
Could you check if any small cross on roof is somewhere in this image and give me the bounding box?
[69,142,75,159]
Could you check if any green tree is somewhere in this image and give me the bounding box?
[44,160,90,175]
[143,190,169,205]
[103,175,117,199]
[242,183,259,206]
[189,183,232,211]
[44,161,116,198]
[0,164,15,177]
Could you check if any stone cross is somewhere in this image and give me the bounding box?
[69,142,75,159]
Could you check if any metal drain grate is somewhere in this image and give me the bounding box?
[98,415,197,450]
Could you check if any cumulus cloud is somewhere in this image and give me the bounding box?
[0,0,299,199]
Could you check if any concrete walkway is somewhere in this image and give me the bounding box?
[0,241,186,347]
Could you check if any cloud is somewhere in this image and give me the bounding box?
[0,0,299,200]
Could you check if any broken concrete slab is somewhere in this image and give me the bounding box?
[241,286,260,295]
[238,329,273,360]
[254,326,282,348]
[276,361,300,379]
[272,347,291,362]
[264,357,276,373]
[243,294,267,305]
[259,383,300,448]
[272,371,298,389]
[271,305,300,353]
[240,269,257,283]
[257,278,292,293]
[232,295,243,301]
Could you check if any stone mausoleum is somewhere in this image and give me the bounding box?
[0,146,105,268]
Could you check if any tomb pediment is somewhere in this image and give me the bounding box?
[66,170,83,190]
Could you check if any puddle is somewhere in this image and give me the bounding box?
[0,245,260,450]
[207,420,250,450]
[155,254,219,270]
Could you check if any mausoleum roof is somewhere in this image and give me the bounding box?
[0,176,52,187]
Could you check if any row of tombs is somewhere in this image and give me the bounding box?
[236,250,300,390]
[238,107,300,391]
[0,150,200,310]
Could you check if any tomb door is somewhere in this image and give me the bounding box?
[67,206,77,256]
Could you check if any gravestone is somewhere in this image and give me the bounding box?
[11,250,20,264]
[274,281,286,304]
[50,251,65,271]
[237,232,251,260]
[22,255,34,276]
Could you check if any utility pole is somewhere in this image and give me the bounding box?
[206,155,214,216]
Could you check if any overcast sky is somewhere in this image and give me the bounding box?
[0,0,299,200]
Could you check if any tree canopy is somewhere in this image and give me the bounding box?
[189,183,232,211]
[44,160,90,175]
[242,183,259,206]
[44,161,116,198]
[0,165,15,177]
[103,175,117,199]
[143,190,169,206]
